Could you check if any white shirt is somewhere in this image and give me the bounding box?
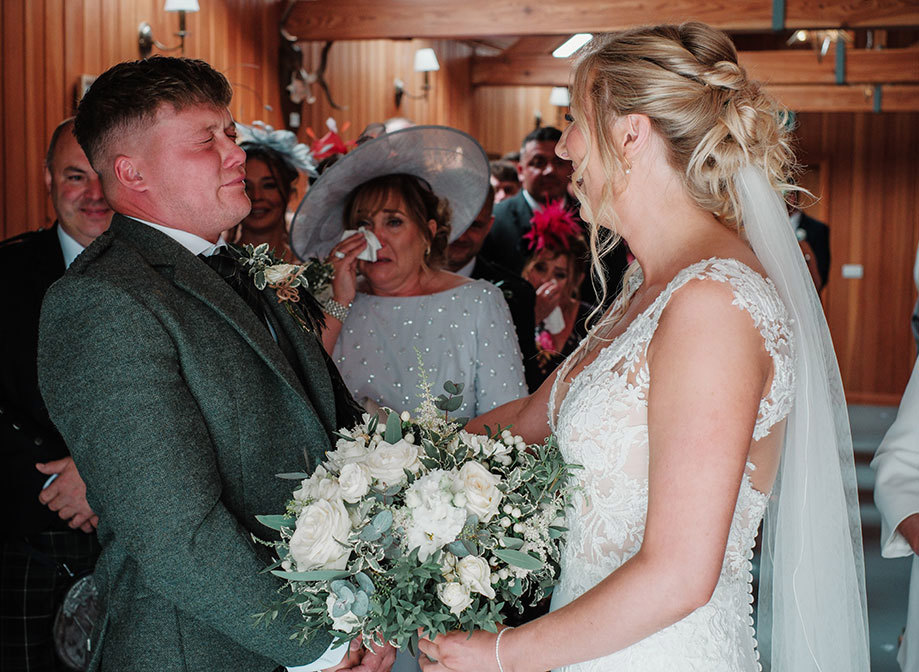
[522,188,542,214]
[455,258,476,278]
[127,217,347,671]
[56,225,85,269]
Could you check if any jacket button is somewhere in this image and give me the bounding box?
[34,436,44,446]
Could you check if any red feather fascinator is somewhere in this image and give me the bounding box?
[523,199,582,252]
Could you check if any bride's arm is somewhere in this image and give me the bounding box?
[421,279,772,672]
[464,366,560,444]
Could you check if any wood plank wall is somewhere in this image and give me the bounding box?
[796,112,919,404]
[295,39,473,141]
[0,0,285,240]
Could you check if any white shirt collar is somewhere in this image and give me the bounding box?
[522,189,541,213]
[56,225,85,269]
[455,258,476,278]
[127,216,226,256]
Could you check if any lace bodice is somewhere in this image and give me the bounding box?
[548,258,796,671]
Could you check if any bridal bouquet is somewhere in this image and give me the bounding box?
[255,377,578,652]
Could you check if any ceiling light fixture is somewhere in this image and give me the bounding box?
[553,34,592,59]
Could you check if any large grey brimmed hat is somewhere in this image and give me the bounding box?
[289,125,490,260]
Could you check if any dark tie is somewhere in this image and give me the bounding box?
[198,247,266,324]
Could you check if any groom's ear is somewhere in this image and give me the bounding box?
[113,156,146,193]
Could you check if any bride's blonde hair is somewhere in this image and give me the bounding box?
[570,22,798,314]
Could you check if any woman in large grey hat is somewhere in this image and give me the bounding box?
[290,125,526,417]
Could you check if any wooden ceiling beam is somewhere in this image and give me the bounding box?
[287,0,919,41]
[471,48,919,86]
[768,84,919,111]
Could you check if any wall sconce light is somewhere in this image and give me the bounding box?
[139,0,200,59]
[394,48,440,108]
[549,87,570,108]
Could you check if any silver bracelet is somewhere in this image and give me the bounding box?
[322,297,351,322]
[495,626,515,672]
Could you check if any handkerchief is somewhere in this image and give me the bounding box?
[340,227,382,262]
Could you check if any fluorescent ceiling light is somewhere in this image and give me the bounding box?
[553,33,592,58]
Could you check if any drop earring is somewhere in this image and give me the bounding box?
[624,158,632,175]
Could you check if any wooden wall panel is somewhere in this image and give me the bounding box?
[0,0,286,240]
[293,39,474,144]
[796,111,919,403]
[472,85,566,157]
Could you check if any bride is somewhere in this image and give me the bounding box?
[418,22,869,672]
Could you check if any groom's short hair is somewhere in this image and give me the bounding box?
[74,56,233,175]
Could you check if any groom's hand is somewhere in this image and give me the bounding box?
[347,640,396,672]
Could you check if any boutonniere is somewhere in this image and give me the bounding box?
[235,242,333,333]
[490,279,514,304]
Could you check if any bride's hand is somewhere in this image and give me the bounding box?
[418,628,503,672]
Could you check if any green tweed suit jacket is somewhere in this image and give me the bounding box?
[37,215,346,671]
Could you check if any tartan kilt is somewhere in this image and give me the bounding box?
[1,530,100,671]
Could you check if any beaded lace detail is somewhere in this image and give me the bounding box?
[548,258,795,671]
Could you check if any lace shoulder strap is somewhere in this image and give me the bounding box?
[645,257,796,439]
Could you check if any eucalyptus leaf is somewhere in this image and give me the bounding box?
[275,472,311,480]
[500,536,524,550]
[255,515,296,531]
[509,579,523,596]
[359,525,382,542]
[384,411,403,444]
[270,569,348,581]
[446,540,470,558]
[548,525,568,539]
[443,380,459,395]
[493,549,544,571]
[442,396,463,412]
[355,572,375,595]
[372,509,393,533]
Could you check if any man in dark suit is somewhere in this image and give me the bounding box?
[480,126,629,305]
[36,58,393,672]
[788,191,830,292]
[446,186,540,391]
[1,118,110,671]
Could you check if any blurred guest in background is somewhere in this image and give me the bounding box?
[787,187,830,292]
[446,185,539,391]
[489,159,521,205]
[1,118,108,671]
[232,122,314,262]
[520,204,594,388]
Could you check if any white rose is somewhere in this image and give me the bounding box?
[263,263,300,284]
[293,466,340,503]
[437,581,473,616]
[289,498,352,570]
[364,439,421,487]
[331,436,370,468]
[326,594,361,633]
[456,555,496,599]
[338,462,371,503]
[454,461,503,522]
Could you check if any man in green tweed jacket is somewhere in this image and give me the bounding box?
[36,57,394,672]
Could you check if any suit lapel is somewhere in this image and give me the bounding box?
[112,216,309,402]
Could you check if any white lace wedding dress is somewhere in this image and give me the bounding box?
[548,258,796,671]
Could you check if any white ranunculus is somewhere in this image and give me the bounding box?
[456,555,496,599]
[289,498,352,570]
[364,438,421,487]
[404,470,467,561]
[338,462,371,503]
[437,581,473,615]
[454,461,503,522]
[325,595,361,633]
[263,263,300,284]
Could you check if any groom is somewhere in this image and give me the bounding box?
[37,57,393,672]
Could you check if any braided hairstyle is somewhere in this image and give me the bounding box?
[569,23,797,305]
